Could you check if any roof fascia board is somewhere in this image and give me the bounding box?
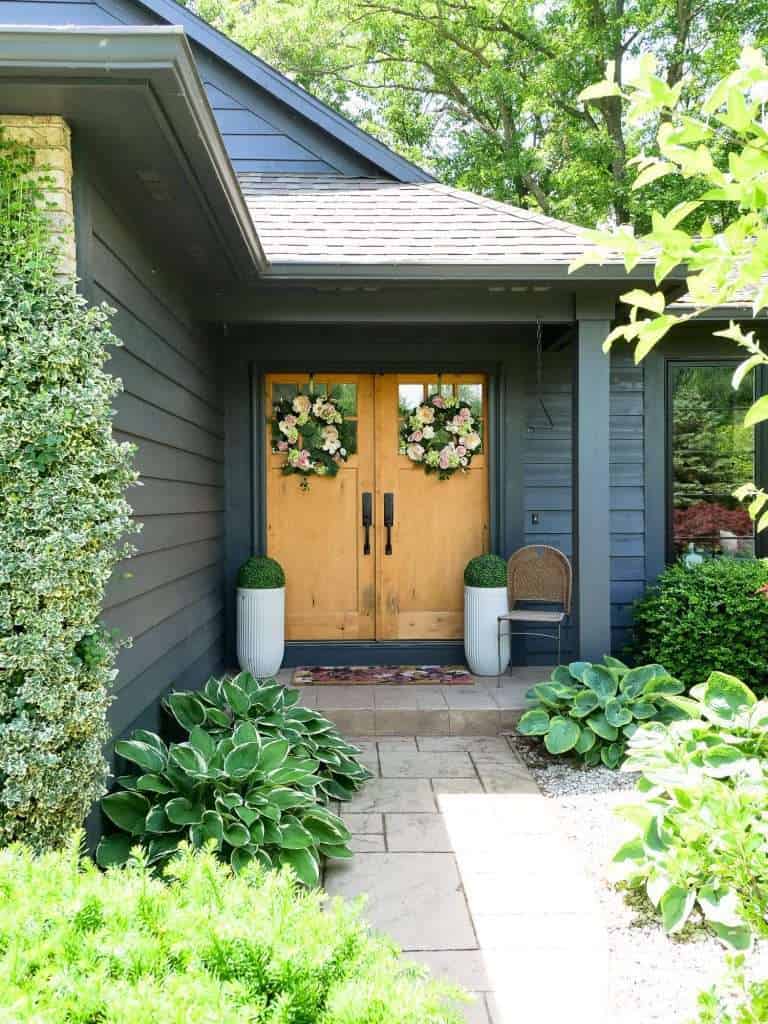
[0,26,267,275]
[131,0,433,183]
[260,260,685,283]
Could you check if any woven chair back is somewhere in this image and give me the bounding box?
[507,545,572,614]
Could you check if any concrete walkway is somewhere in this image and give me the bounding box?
[325,736,607,1024]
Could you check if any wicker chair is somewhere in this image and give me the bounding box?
[497,545,572,682]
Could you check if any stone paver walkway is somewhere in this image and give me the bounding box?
[325,736,608,1024]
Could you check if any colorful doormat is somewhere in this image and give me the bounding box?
[292,665,473,685]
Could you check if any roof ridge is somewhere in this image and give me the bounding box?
[427,182,586,238]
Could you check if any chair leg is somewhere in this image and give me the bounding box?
[556,623,561,666]
[497,622,502,687]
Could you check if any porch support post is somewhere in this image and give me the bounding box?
[575,302,613,661]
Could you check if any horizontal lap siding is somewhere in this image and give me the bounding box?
[88,186,225,738]
[610,353,645,654]
[522,348,575,662]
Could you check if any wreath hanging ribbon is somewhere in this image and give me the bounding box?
[272,391,355,489]
[400,392,482,479]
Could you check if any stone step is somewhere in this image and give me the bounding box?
[314,704,525,736]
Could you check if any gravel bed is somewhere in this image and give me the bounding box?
[511,736,768,1024]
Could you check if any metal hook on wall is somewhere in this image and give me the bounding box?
[530,318,555,432]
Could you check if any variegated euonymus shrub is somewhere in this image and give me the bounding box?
[0,132,136,847]
[517,658,685,767]
[98,674,373,885]
[614,673,768,949]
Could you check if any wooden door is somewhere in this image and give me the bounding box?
[375,374,489,640]
[265,374,375,640]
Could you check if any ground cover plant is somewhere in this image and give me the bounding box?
[0,129,136,849]
[631,559,768,693]
[98,674,373,883]
[614,673,768,950]
[517,657,685,767]
[0,836,466,1024]
[692,957,768,1024]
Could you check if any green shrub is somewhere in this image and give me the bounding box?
[464,553,507,587]
[517,657,685,768]
[97,674,373,884]
[0,130,136,848]
[692,957,768,1024]
[238,555,286,588]
[631,559,768,692]
[614,673,768,949]
[0,837,467,1023]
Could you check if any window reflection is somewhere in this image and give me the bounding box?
[670,364,755,559]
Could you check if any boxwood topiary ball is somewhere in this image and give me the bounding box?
[238,556,285,589]
[464,554,507,588]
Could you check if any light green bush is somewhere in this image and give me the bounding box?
[0,130,136,847]
[0,836,468,1023]
[691,957,768,1024]
[615,673,768,949]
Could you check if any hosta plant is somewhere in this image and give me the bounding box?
[517,658,684,767]
[97,674,373,884]
[613,673,768,949]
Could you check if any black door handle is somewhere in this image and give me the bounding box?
[362,492,372,555]
[384,492,394,555]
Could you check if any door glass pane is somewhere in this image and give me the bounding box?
[329,382,357,415]
[272,382,298,404]
[427,383,454,399]
[670,364,755,559]
[398,384,424,415]
[458,383,483,417]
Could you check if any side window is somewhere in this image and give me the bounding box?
[668,363,755,560]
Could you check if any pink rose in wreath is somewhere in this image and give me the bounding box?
[277,440,289,452]
[409,429,424,442]
[296,449,312,470]
[431,395,445,408]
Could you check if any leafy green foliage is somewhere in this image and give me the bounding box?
[692,957,768,1024]
[0,130,137,848]
[631,559,768,693]
[97,674,373,882]
[464,554,507,588]
[0,837,467,1023]
[517,657,684,767]
[571,46,768,527]
[189,0,767,227]
[237,555,286,589]
[614,673,768,949]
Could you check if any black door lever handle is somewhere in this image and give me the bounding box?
[383,492,394,555]
[362,492,372,555]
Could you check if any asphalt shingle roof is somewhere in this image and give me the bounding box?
[238,173,591,268]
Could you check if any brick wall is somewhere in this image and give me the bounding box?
[0,114,76,277]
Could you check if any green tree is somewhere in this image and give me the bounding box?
[571,45,768,529]
[189,0,767,226]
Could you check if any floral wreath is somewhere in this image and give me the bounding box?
[400,392,482,479]
[271,391,355,488]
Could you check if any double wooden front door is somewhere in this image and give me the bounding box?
[265,373,489,641]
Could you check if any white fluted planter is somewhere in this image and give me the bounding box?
[237,587,285,678]
[464,585,510,676]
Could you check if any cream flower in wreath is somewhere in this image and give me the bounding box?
[438,443,461,471]
[279,414,297,435]
[293,394,312,416]
[406,442,425,462]
[321,424,341,453]
[415,404,435,425]
[421,424,435,440]
[464,431,482,451]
